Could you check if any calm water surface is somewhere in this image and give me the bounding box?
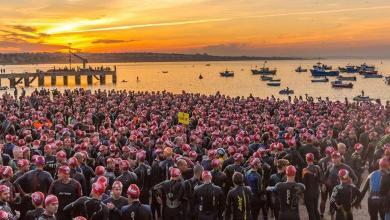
[1,59,389,101]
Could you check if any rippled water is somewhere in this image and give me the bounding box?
[1,59,389,101]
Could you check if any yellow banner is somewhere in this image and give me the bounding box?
[178,112,190,125]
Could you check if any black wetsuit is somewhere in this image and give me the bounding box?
[25,207,45,220]
[120,201,153,220]
[38,213,56,220]
[269,172,286,219]
[14,169,54,195]
[272,182,306,220]
[223,164,245,190]
[115,171,138,197]
[193,182,225,220]
[48,179,83,220]
[225,185,252,220]
[63,196,109,220]
[183,177,203,220]
[302,164,322,220]
[153,179,185,220]
[134,163,152,204]
[329,183,361,220]
[245,169,268,220]
[102,196,128,220]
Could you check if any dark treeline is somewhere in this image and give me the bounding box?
[0,52,303,65]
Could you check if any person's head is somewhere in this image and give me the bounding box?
[136,150,146,163]
[0,185,10,202]
[202,171,212,183]
[0,210,9,220]
[111,181,123,198]
[177,159,188,173]
[1,166,13,180]
[250,158,261,170]
[44,195,59,215]
[286,165,296,182]
[193,164,204,179]
[95,166,106,176]
[164,147,173,158]
[337,143,346,155]
[57,165,70,181]
[233,153,243,165]
[34,155,46,169]
[211,159,221,171]
[106,158,115,170]
[232,172,244,186]
[379,158,389,171]
[276,159,289,173]
[127,184,140,203]
[17,159,30,172]
[91,182,105,199]
[56,150,67,163]
[354,143,363,153]
[169,167,181,180]
[331,151,342,165]
[338,169,350,183]
[305,153,314,165]
[68,157,79,169]
[31,191,45,208]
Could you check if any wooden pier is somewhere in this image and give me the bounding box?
[0,66,117,88]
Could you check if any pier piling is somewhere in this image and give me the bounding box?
[9,78,15,88]
[75,75,81,85]
[24,76,30,87]
[51,75,57,86]
[100,74,106,85]
[63,76,68,86]
[87,75,93,85]
[38,74,44,87]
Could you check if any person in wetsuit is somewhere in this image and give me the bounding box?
[48,165,82,220]
[153,167,185,220]
[25,191,45,220]
[38,195,58,220]
[267,165,305,220]
[302,153,322,220]
[192,171,225,220]
[121,184,153,220]
[102,181,128,220]
[329,169,361,220]
[225,172,252,220]
[63,182,109,220]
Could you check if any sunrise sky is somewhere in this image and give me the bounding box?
[1,0,390,57]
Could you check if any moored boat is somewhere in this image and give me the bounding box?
[261,76,273,81]
[353,95,373,102]
[364,74,383,78]
[220,70,234,77]
[279,88,294,95]
[331,80,353,88]
[337,75,356,81]
[310,68,339,76]
[295,66,307,72]
[267,82,281,86]
[251,68,277,75]
[313,62,332,70]
[269,79,281,82]
[252,61,277,75]
[311,77,329,82]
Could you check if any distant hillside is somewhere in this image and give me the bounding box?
[0,52,303,65]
